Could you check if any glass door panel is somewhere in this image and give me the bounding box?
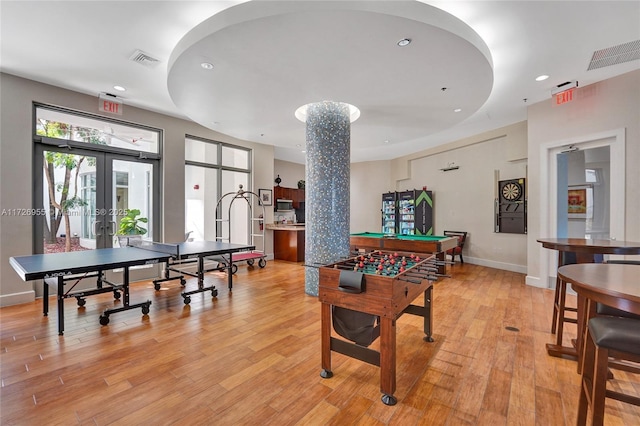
[107,157,158,281]
[42,149,103,253]
[111,159,154,245]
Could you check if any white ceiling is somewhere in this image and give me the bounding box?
[2,1,639,164]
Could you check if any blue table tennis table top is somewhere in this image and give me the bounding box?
[9,240,255,282]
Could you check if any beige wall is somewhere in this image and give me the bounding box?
[388,122,529,273]
[274,159,304,188]
[350,161,393,233]
[0,73,275,306]
[3,69,638,305]
[526,69,640,286]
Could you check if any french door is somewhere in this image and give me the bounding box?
[34,141,160,294]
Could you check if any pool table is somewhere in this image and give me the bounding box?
[349,232,458,275]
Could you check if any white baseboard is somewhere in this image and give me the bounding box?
[462,256,527,274]
[525,275,546,288]
[0,290,35,307]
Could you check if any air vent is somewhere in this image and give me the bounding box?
[587,39,640,70]
[128,49,160,67]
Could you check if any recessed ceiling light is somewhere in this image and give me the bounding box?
[397,38,411,47]
[201,62,214,70]
[454,108,462,113]
[384,140,390,144]
[536,74,549,81]
[113,85,126,91]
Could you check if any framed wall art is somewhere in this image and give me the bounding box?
[258,188,273,206]
[568,185,592,219]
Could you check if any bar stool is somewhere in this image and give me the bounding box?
[577,316,640,426]
[551,252,603,336]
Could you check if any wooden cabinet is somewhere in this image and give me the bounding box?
[274,186,293,201]
[274,186,305,208]
[293,188,305,208]
[273,229,305,262]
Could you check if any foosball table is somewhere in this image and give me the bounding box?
[318,250,442,405]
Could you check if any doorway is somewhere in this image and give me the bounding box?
[556,146,610,240]
[538,128,625,288]
[34,143,159,295]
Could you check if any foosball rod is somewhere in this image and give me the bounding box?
[349,252,436,266]
[397,276,423,284]
[403,271,439,281]
[351,250,428,260]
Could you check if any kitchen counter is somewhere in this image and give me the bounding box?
[266,223,305,231]
[267,224,305,261]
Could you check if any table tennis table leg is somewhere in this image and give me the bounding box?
[180,256,218,304]
[43,280,49,316]
[227,255,233,290]
[198,256,204,288]
[57,276,64,335]
[123,266,130,306]
[99,266,152,325]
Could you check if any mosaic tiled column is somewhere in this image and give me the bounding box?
[304,102,352,296]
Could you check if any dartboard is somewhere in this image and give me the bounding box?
[501,182,522,201]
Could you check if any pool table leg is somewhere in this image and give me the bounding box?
[436,251,446,275]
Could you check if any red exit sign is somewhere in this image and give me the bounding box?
[98,94,123,115]
[555,88,574,105]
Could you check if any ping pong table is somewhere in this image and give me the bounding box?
[9,240,255,335]
[151,240,256,304]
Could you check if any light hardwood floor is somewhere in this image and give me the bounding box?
[1,261,639,425]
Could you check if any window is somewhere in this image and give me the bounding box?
[34,103,161,255]
[36,105,159,154]
[185,136,251,243]
[585,168,601,184]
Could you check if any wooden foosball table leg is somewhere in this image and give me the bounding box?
[320,302,333,378]
[379,316,397,405]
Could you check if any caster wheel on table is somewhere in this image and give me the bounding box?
[258,258,267,268]
[183,296,191,305]
[231,264,238,274]
[423,335,434,342]
[76,297,86,307]
[113,291,121,300]
[154,283,161,291]
[99,315,110,325]
[211,289,218,298]
[180,279,187,286]
[247,259,255,266]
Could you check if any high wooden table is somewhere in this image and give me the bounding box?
[558,263,640,425]
[558,263,640,367]
[537,238,640,359]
